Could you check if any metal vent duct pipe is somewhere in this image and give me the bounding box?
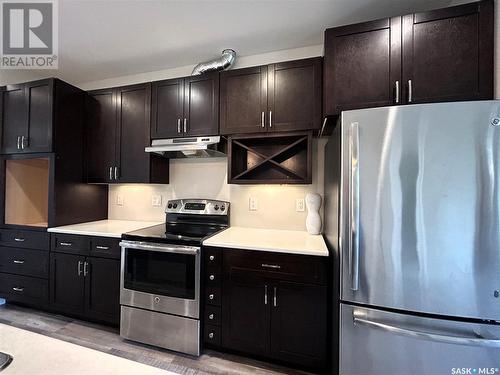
[191,49,236,75]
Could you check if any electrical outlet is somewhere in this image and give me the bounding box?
[249,197,258,211]
[116,194,124,206]
[152,194,162,207]
[296,198,305,212]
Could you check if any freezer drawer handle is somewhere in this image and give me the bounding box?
[349,122,360,291]
[354,317,500,349]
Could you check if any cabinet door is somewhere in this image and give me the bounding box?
[116,83,151,182]
[268,58,322,132]
[151,78,184,139]
[49,252,85,315]
[220,66,268,135]
[1,84,27,154]
[24,79,54,153]
[324,17,402,115]
[183,73,219,136]
[86,89,117,183]
[402,0,493,104]
[221,269,270,356]
[85,257,120,325]
[270,281,327,368]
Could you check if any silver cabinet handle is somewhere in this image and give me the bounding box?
[408,79,413,103]
[177,118,181,133]
[209,294,214,300]
[273,286,277,307]
[95,246,109,250]
[349,122,360,291]
[208,332,214,339]
[109,166,113,180]
[114,166,118,180]
[77,261,83,276]
[183,118,187,133]
[269,111,272,128]
[264,285,268,305]
[209,275,215,281]
[59,242,72,246]
[262,263,281,269]
[261,111,265,128]
[209,255,215,261]
[83,261,89,277]
[16,136,21,150]
[353,316,500,349]
[12,287,24,292]
[13,260,25,264]
[318,118,327,137]
[14,238,25,242]
[395,81,400,104]
[21,135,26,149]
[208,313,214,320]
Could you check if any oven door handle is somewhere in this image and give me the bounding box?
[119,241,200,255]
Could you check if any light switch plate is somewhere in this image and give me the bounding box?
[296,198,305,212]
[249,197,258,211]
[152,194,162,207]
[116,194,124,206]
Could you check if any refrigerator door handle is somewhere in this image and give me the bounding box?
[349,122,360,291]
[353,317,500,349]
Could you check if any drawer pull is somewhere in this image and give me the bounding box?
[208,313,214,320]
[12,287,24,292]
[95,246,109,250]
[208,332,214,339]
[208,294,214,300]
[59,242,72,246]
[209,275,215,281]
[13,260,25,264]
[209,255,215,261]
[14,238,25,242]
[262,263,281,269]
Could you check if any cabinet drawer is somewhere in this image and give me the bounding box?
[0,273,48,303]
[204,324,221,346]
[0,229,49,250]
[205,286,221,306]
[51,234,90,255]
[90,237,120,259]
[204,305,221,326]
[204,247,221,266]
[224,249,327,285]
[0,247,48,278]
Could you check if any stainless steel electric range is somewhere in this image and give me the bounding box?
[119,199,229,356]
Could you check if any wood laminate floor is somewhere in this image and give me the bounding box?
[0,303,311,375]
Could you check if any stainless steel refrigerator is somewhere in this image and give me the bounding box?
[323,101,500,375]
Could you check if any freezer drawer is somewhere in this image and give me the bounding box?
[340,304,500,375]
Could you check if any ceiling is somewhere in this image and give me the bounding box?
[0,0,465,86]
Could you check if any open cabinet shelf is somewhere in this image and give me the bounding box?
[228,131,312,184]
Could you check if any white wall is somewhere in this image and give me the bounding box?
[100,45,325,231]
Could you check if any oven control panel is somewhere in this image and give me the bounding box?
[166,199,229,215]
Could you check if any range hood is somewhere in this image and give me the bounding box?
[145,136,226,158]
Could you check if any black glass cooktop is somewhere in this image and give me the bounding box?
[122,222,227,246]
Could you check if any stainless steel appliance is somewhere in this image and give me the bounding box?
[119,199,229,356]
[145,136,226,158]
[323,101,500,374]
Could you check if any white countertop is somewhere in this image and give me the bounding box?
[203,226,329,257]
[47,219,163,238]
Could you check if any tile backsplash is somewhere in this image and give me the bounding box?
[108,138,326,231]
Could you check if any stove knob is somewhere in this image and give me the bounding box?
[167,203,172,209]
[214,205,219,211]
[220,205,225,211]
[173,203,178,209]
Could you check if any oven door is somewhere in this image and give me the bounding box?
[120,240,200,319]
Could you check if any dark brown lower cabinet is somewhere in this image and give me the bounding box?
[50,251,120,325]
[216,248,328,371]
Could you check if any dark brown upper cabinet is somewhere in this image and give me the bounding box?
[220,58,322,135]
[87,83,169,184]
[324,0,493,116]
[151,72,219,139]
[1,79,55,154]
[401,0,493,104]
